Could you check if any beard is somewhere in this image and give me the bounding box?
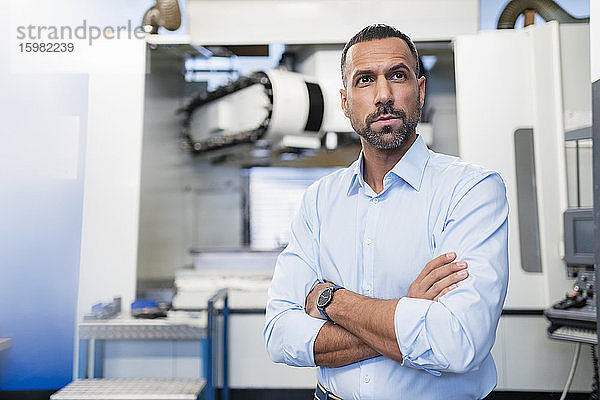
[350,100,421,150]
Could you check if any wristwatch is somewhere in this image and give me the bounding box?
[316,285,343,320]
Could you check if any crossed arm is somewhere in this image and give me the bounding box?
[264,172,509,372]
[308,253,468,367]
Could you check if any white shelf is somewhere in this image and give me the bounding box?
[79,315,207,340]
[51,378,205,400]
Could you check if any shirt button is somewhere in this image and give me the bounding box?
[364,238,372,246]
[371,198,379,204]
[364,284,372,292]
[364,375,370,383]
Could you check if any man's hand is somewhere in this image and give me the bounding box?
[305,281,335,319]
[407,252,468,301]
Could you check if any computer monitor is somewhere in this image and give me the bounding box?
[564,208,595,266]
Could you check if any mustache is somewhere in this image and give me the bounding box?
[365,105,406,125]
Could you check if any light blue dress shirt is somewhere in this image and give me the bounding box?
[264,135,509,400]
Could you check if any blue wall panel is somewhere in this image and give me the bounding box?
[0,10,89,385]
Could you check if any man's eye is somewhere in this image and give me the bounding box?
[392,72,406,80]
[357,76,372,84]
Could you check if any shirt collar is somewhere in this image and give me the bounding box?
[346,135,430,196]
[346,152,364,196]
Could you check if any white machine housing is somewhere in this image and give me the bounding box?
[455,22,594,391]
[455,22,591,310]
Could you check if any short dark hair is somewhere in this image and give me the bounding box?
[340,24,419,87]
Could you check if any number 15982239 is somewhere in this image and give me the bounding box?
[19,42,74,52]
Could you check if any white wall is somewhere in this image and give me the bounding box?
[76,48,147,318]
[3,0,151,389]
[492,315,592,391]
[9,0,149,351]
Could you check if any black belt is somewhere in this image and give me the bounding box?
[315,382,343,400]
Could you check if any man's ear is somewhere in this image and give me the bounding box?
[417,76,426,108]
[340,88,350,118]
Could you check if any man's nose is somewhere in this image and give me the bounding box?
[374,78,393,106]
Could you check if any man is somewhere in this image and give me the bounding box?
[264,24,508,400]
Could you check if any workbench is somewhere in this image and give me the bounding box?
[52,289,228,400]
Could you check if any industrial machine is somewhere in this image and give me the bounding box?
[545,208,595,343]
[179,70,331,154]
[454,17,595,391]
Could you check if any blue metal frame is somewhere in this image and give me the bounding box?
[77,339,87,379]
[205,288,229,400]
[76,338,106,379]
[93,340,104,378]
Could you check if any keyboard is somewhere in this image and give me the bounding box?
[547,325,597,344]
[545,301,597,344]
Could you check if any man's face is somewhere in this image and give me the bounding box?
[340,37,425,150]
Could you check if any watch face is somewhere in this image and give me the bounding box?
[317,288,332,308]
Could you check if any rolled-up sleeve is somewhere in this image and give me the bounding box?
[264,188,327,367]
[394,172,509,374]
